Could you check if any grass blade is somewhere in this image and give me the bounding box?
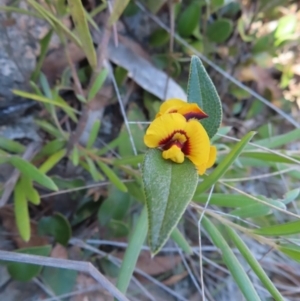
[254,220,300,236]
[226,226,284,301]
[196,131,256,194]
[68,0,97,69]
[116,206,148,294]
[9,156,58,191]
[202,216,261,301]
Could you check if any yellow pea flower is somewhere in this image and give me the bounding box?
[144,113,216,175]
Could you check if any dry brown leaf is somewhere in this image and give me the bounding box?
[0,206,48,249]
[92,31,187,101]
[236,65,282,100]
[115,250,182,276]
[71,274,114,301]
[50,243,68,259]
[162,270,188,286]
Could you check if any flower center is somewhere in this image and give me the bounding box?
[159,131,188,153]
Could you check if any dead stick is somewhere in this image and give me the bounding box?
[0,250,130,301]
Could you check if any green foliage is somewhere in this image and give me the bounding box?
[142,149,198,254]
[38,213,72,246]
[187,56,222,138]
[206,19,233,43]
[7,245,51,281]
[178,2,201,37]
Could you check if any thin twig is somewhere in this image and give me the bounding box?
[0,250,130,301]
[198,185,215,301]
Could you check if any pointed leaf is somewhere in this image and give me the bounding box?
[14,181,30,241]
[202,217,261,301]
[0,137,25,153]
[254,220,300,236]
[116,206,147,293]
[226,226,284,301]
[39,149,66,174]
[97,161,127,192]
[88,69,108,101]
[9,156,58,191]
[142,149,198,255]
[87,120,101,149]
[67,0,96,69]
[187,56,222,138]
[108,0,130,26]
[19,176,40,205]
[196,131,256,194]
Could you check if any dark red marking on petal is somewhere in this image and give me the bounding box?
[184,112,208,121]
[182,140,191,155]
[158,130,190,155]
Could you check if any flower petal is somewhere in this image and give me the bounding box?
[206,146,217,169]
[144,113,187,148]
[162,145,185,163]
[184,119,210,175]
[156,98,208,120]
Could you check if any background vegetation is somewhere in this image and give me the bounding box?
[0,0,300,300]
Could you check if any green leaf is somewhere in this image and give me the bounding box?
[0,137,25,153]
[254,220,300,236]
[31,30,53,82]
[229,203,271,218]
[9,156,58,191]
[19,176,40,205]
[142,149,198,255]
[38,212,72,246]
[178,2,201,37]
[14,181,30,242]
[28,0,81,46]
[187,56,222,138]
[274,15,297,45]
[97,161,128,192]
[202,217,261,301]
[7,245,51,282]
[241,152,298,164]
[67,0,97,69]
[42,267,77,296]
[108,0,130,26]
[248,128,300,150]
[87,120,101,149]
[196,132,255,194]
[98,188,131,225]
[279,245,300,263]
[88,69,108,101]
[227,226,285,301]
[171,228,193,255]
[70,146,80,166]
[39,149,66,174]
[13,90,77,112]
[113,154,145,166]
[283,189,300,205]
[194,193,255,208]
[149,28,170,47]
[206,18,233,43]
[116,206,148,293]
[85,157,103,181]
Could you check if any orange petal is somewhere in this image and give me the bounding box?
[144,113,187,148]
[184,120,210,175]
[206,146,217,169]
[156,98,208,120]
